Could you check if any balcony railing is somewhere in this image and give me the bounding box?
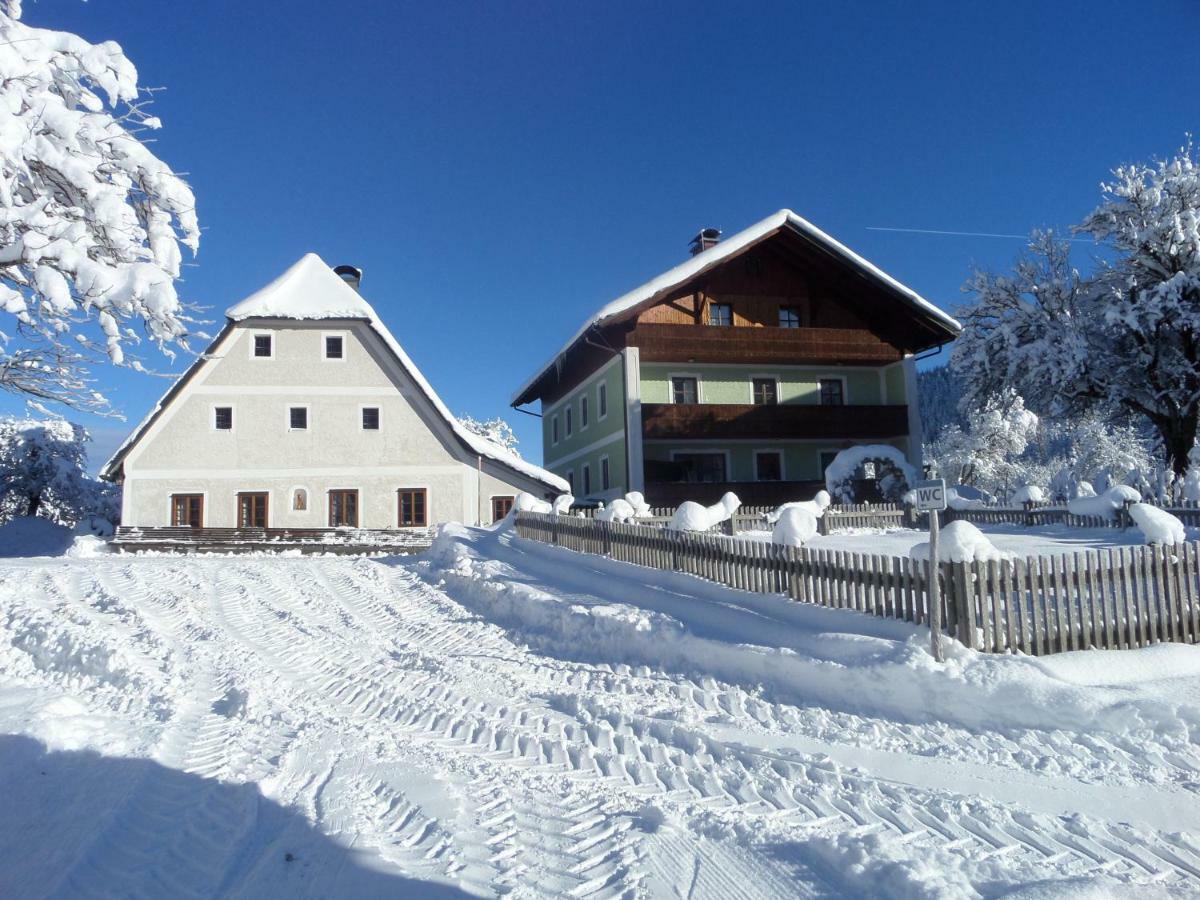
[628,322,903,365]
[641,402,909,441]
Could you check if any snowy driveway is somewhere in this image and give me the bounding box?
[1,532,1199,897]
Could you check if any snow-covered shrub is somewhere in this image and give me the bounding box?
[772,507,818,547]
[766,490,830,525]
[552,494,574,515]
[926,390,1038,493]
[624,492,651,518]
[1011,485,1045,505]
[825,446,916,503]
[910,521,1011,564]
[595,499,635,523]
[1076,481,1096,498]
[1067,485,1141,519]
[0,6,200,411]
[512,492,552,515]
[667,492,741,532]
[1129,504,1186,546]
[0,417,113,527]
[1183,470,1200,504]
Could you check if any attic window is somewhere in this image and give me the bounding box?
[214,407,233,431]
[253,334,273,357]
[325,335,344,359]
[362,407,380,430]
[289,406,309,430]
[708,303,732,327]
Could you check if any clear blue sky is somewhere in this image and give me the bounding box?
[9,0,1197,471]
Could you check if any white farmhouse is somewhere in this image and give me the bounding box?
[101,254,565,532]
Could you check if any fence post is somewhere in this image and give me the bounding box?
[602,520,612,556]
[551,514,559,546]
[1024,501,1034,528]
[952,561,978,649]
[671,530,680,570]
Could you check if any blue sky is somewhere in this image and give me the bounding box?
[8,0,1198,471]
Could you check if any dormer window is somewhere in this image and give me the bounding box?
[253,334,273,357]
[325,335,344,359]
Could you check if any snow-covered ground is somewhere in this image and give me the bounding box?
[1,525,1199,897]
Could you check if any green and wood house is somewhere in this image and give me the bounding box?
[511,210,961,507]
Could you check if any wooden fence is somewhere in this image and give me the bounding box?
[574,502,911,534]
[514,512,1200,656]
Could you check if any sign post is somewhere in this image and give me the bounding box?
[913,479,948,663]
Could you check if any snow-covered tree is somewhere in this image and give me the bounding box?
[953,142,1200,474]
[458,415,520,456]
[927,390,1038,494]
[0,4,200,412]
[0,416,110,524]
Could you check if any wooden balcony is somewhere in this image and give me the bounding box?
[627,322,903,366]
[641,402,909,441]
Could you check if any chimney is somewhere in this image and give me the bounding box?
[688,227,722,257]
[334,264,362,292]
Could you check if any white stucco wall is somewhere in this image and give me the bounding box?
[120,319,539,528]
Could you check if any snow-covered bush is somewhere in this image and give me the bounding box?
[1129,504,1186,546]
[0,417,113,526]
[0,5,200,411]
[624,491,651,518]
[512,492,551,515]
[946,487,986,511]
[458,415,520,456]
[766,490,831,525]
[595,499,635,523]
[1067,485,1141,519]
[667,492,740,532]
[551,494,574,515]
[1011,485,1045,505]
[825,446,916,504]
[771,507,818,547]
[927,390,1038,493]
[910,520,1011,564]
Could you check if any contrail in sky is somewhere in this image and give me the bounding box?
[866,226,1091,242]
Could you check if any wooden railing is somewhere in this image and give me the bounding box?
[641,402,909,441]
[514,512,1200,656]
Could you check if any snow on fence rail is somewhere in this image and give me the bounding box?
[513,512,1200,656]
[936,501,1200,530]
[573,502,911,534]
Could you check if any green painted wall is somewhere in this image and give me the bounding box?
[543,359,626,468]
[884,362,907,404]
[640,363,886,405]
[555,433,628,498]
[644,438,909,482]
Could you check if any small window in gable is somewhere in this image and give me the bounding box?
[362,407,380,430]
[325,335,344,359]
[253,334,272,357]
[708,303,733,326]
[289,406,309,430]
[214,407,233,430]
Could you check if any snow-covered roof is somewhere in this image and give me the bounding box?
[104,255,567,494]
[511,209,962,406]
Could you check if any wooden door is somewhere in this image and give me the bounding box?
[329,490,359,527]
[170,494,203,527]
[237,492,269,528]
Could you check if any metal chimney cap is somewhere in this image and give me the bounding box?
[333,264,362,291]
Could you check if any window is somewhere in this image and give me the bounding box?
[170,494,203,527]
[671,376,698,404]
[755,451,783,481]
[598,383,607,419]
[552,415,559,444]
[779,306,801,328]
[582,464,591,495]
[289,406,309,430]
[253,334,272,358]
[237,492,269,528]
[491,495,514,522]
[325,335,344,359]
[397,488,428,527]
[673,452,727,483]
[214,407,233,430]
[329,489,358,527]
[708,303,733,326]
[293,488,308,511]
[362,407,380,430]
[580,396,589,429]
[601,456,610,491]
[566,406,573,437]
[819,451,839,475]
[819,378,844,406]
[752,378,778,406]
[567,470,574,493]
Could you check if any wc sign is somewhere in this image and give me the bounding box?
[914,478,947,512]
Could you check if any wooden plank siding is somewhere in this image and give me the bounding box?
[641,401,909,441]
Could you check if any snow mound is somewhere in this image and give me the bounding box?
[624,491,652,518]
[1068,485,1142,519]
[551,494,574,515]
[0,517,73,557]
[596,498,635,523]
[65,534,108,558]
[667,492,740,532]
[947,486,987,511]
[766,490,830,525]
[1129,504,1186,546]
[772,507,818,547]
[512,492,552,515]
[910,520,1012,563]
[1012,485,1045,504]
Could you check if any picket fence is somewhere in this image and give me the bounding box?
[514,512,1200,656]
[941,501,1200,530]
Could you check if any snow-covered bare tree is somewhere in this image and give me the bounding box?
[0,415,107,524]
[0,4,199,412]
[458,415,520,456]
[954,142,1200,475]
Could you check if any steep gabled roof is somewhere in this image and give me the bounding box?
[511,209,962,406]
[103,254,567,494]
